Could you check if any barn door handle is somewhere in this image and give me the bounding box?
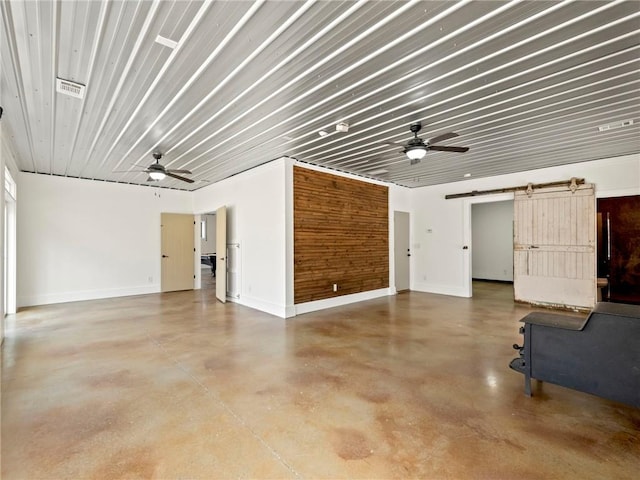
[162,254,169,258]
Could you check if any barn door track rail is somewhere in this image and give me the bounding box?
[445,178,585,200]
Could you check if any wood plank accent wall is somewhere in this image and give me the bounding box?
[294,166,389,304]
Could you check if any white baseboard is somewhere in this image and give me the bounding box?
[294,288,392,315]
[235,294,287,318]
[18,284,160,307]
[412,282,469,298]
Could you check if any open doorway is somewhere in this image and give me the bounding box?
[472,201,514,281]
[198,206,229,303]
[200,212,217,291]
[463,193,514,298]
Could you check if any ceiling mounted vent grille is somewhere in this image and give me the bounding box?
[56,78,85,99]
[597,119,634,132]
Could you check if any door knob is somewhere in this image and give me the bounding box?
[162,254,169,258]
[462,246,468,250]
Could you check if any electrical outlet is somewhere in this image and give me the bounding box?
[333,284,338,292]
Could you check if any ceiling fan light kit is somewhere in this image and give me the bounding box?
[405,145,427,160]
[148,171,166,180]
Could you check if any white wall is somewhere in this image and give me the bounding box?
[411,154,640,297]
[193,158,288,318]
[472,201,514,281]
[14,158,410,319]
[13,153,637,318]
[17,173,192,306]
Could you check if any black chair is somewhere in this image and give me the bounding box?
[209,255,216,277]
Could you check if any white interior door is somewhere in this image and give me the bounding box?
[226,243,240,299]
[161,213,195,292]
[394,211,410,292]
[514,184,595,309]
[216,206,227,303]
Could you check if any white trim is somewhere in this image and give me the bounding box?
[285,157,295,311]
[235,294,287,318]
[412,282,469,298]
[4,193,16,315]
[595,187,639,198]
[18,285,160,307]
[291,159,391,187]
[294,288,392,315]
[194,214,202,290]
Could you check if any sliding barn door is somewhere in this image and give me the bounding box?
[514,184,595,309]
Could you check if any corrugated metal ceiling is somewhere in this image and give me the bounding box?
[1,0,639,190]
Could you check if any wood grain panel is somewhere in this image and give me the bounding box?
[294,166,389,304]
[597,195,640,304]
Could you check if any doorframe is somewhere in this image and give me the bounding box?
[194,213,202,290]
[4,171,17,317]
[194,208,227,298]
[462,192,514,297]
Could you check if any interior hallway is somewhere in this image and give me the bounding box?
[2,282,638,479]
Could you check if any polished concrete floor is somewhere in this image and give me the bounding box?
[2,282,638,479]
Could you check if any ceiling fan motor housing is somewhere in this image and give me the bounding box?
[403,137,427,154]
[148,163,166,173]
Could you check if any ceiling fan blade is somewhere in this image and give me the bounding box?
[429,145,469,153]
[380,141,403,146]
[167,169,192,175]
[112,169,146,173]
[428,132,458,145]
[166,171,195,183]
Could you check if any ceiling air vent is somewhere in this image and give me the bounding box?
[597,119,633,132]
[56,78,85,99]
